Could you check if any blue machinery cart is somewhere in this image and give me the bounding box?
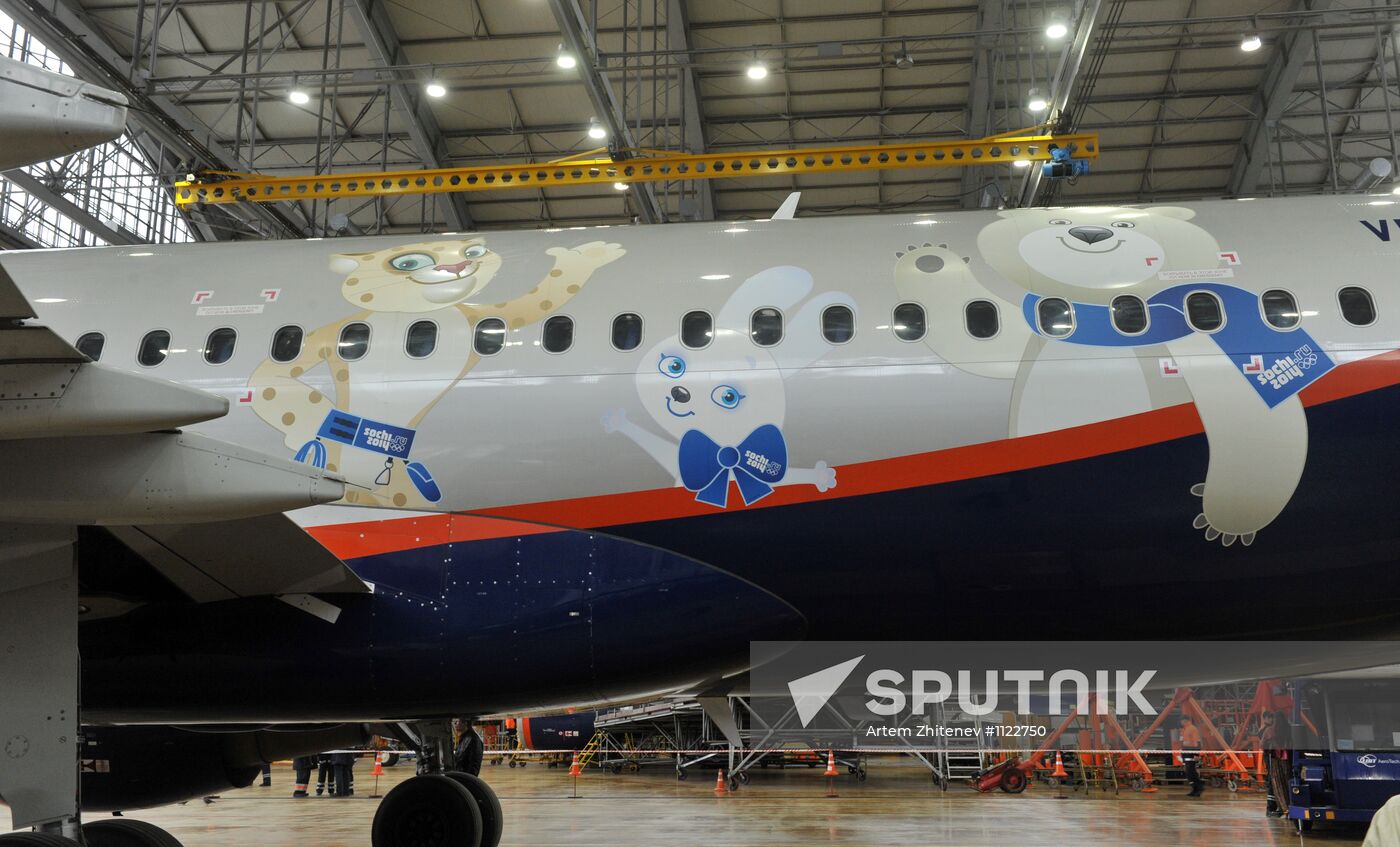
[1286,681,1400,833]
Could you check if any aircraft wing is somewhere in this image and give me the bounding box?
[107,514,368,601]
[1,258,365,600]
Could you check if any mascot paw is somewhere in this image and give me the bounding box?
[1190,483,1256,547]
[814,461,837,493]
[601,407,628,433]
[894,241,971,274]
[548,241,625,269]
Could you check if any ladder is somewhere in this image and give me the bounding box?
[576,730,606,769]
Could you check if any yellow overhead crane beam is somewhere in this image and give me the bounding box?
[172,130,1098,208]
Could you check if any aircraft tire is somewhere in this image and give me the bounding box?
[441,772,502,847]
[82,819,184,847]
[372,774,482,847]
[0,834,80,846]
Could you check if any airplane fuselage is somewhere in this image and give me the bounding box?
[13,194,1400,724]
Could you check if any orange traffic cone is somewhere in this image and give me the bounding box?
[823,750,838,778]
[568,752,581,778]
[371,752,384,777]
[1051,751,1068,779]
[714,769,727,794]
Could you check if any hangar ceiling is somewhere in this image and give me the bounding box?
[0,0,1398,241]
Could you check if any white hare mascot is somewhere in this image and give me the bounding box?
[603,266,843,508]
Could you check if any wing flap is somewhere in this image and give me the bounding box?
[108,513,368,602]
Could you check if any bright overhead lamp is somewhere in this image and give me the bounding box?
[1045,20,1068,39]
[425,81,447,98]
[1240,34,1262,52]
[746,61,768,80]
[613,182,628,191]
[556,45,577,69]
[288,85,310,106]
[1013,159,1031,168]
[1026,88,1049,113]
[587,119,607,140]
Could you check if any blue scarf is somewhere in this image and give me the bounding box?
[1022,282,1335,408]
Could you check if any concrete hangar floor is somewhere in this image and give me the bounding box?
[27,758,1364,847]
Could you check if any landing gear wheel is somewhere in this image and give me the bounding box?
[1000,769,1028,794]
[82,819,184,847]
[1129,776,1146,792]
[372,774,482,847]
[441,772,502,847]
[737,771,750,785]
[610,764,622,775]
[384,753,401,768]
[1226,778,1239,793]
[857,767,868,782]
[0,835,80,846]
[727,776,739,792]
[507,760,517,768]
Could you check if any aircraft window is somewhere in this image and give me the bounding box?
[338,322,370,361]
[542,315,574,353]
[892,302,926,341]
[1261,289,1300,329]
[474,318,506,356]
[1036,298,1074,338]
[611,313,643,351]
[821,305,854,344]
[681,310,713,349]
[750,307,783,347]
[203,327,237,365]
[405,320,438,358]
[270,325,303,363]
[1185,291,1224,332]
[138,329,170,366]
[1338,286,1377,326]
[75,332,104,361]
[1111,295,1148,335]
[964,300,1000,339]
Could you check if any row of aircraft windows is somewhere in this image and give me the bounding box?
[1031,285,1377,339]
[71,286,1380,367]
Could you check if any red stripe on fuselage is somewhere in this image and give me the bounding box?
[305,350,1400,561]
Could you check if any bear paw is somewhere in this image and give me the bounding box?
[894,241,970,273]
[1190,483,1256,547]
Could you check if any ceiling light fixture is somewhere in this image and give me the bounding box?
[1026,88,1049,113]
[613,182,628,191]
[425,81,447,98]
[556,45,577,69]
[1045,20,1068,39]
[287,78,310,105]
[746,58,768,80]
[587,119,607,140]
[1240,34,1262,52]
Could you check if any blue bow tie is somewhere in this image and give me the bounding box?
[679,424,788,508]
